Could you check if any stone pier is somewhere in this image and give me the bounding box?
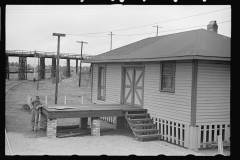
[47,119,57,138]
[91,117,100,136]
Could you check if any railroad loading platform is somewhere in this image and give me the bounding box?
[40,104,147,138]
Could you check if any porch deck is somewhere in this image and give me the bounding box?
[42,104,147,119]
[41,104,147,138]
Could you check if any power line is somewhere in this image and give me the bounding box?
[65,7,230,36]
[83,20,231,37]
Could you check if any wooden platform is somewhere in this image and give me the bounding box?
[42,104,147,119]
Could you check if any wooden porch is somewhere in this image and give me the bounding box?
[42,104,147,119]
[41,104,147,138]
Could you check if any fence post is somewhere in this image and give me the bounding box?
[218,135,224,155]
[45,95,47,105]
[64,95,66,105]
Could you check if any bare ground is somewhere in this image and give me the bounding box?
[5,73,230,156]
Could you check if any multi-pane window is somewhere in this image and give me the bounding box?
[160,62,175,92]
[98,66,106,100]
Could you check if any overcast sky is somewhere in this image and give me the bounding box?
[6,5,231,67]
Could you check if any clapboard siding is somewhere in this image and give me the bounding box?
[92,64,122,104]
[196,60,230,125]
[144,62,192,125]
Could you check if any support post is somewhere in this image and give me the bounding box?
[115,116,126,129]
[53,33,65,104]
[91,117,100,136]
[79,117,88,129]
[26,58,27,80]
[47,118,57,138]
[64,95,66,105]
[40,57,45,80]
[18,57,27,80]
[76,59,78,74]
[6,56,9,79]
[51,58,56,78]
[188,59,198,149]
[188,126,198,151]
[45,95,47,105]
[67,58,70,78]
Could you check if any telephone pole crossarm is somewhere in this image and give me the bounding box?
[152,25,162,36]
[108,32,115,51]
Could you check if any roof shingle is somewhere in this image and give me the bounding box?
[84,29,230,63]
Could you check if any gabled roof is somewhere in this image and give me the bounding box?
[83,29,230,63]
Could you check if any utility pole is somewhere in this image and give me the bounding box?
[53,33,66,104]
[152,25,162,36]
[33,50,36,82]
[108,32,115,50]
[37,52,40,90]
[76,41,88,87]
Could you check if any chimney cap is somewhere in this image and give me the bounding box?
[207,20,218,33]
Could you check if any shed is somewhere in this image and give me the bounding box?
[83,21,230,150]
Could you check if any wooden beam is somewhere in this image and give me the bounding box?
[191,59,198,126]
[47,110,124,119]
[80,117,88,129]
[76,59,78,74]
[67,58,70,77]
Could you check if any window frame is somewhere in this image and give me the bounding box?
[160,61,176,93]
[98,65,106,101]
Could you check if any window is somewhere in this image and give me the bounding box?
[98,66,106,100]
[160,62,175,92]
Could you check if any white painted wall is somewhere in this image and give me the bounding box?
[196,60,230,125]
[143,61,192,125]
[92,63,122,104]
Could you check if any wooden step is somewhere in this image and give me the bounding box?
[132,128,158,133]
[136,134,162,139]
[128,118,152,123]
[129,123,156,128]
[127,111,147,114]
[125,113,150,118]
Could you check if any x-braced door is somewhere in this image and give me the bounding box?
[123,67,144,107]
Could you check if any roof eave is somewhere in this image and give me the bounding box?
[82,55,230,63]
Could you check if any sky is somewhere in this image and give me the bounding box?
[6,5,231,67]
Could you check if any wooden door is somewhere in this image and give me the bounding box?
[123,67,143,107]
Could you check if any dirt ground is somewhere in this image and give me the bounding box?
[5,73,230,156]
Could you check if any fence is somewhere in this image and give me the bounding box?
[151,116,189,148]
[197,124,230,149]
[100,116,130,128]
[151,116,230,149]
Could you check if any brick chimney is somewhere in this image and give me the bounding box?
[207,21,218,33]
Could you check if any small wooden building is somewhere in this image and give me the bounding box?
[83,21,230,150]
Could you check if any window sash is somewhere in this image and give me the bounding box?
[160,62,175,92]
[98,66,106,100]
